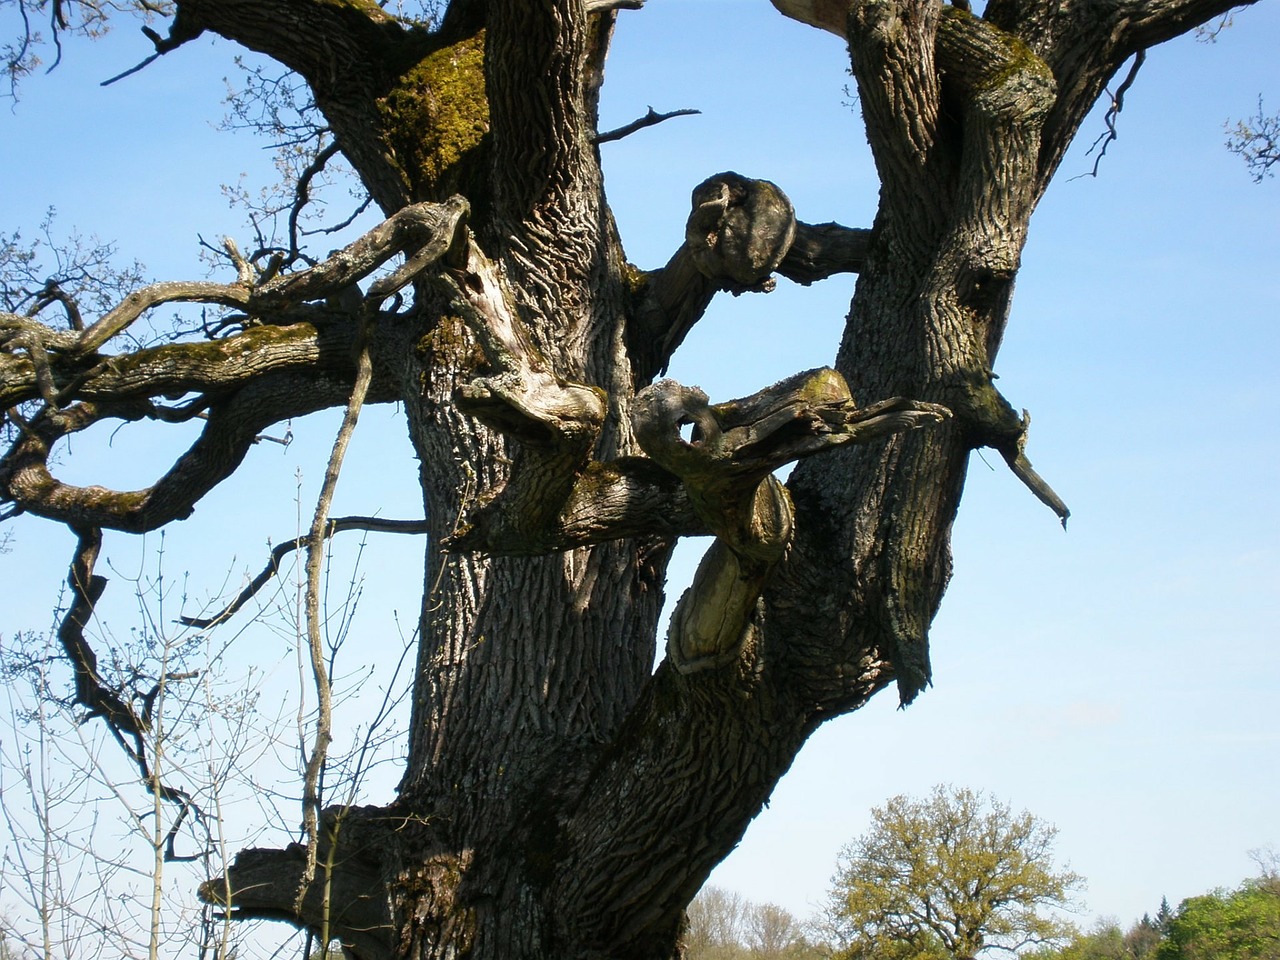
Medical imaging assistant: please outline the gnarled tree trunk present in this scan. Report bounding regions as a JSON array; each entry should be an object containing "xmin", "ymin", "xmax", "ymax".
[{"xmin": 0, "ymin": 0, "xmax": 1250, "ymax": 957}]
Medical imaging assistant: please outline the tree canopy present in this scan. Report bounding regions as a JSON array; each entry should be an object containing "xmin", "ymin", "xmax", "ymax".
[
  {"xmin": 827, "ymin": 786, "xmax": 1082, "ymax": 959},
  {"xmin": 1155, "ymin": 874, "xmax": 1280, "ymax": 960}
]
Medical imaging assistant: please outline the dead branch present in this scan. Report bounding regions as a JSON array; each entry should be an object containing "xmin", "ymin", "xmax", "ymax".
[
  {"xmin": 585, "ymin": 0, "xmax": 646, "ymax": 12},
  {"xmin": 1074, "ymin": 50, "xmax": 1147, "ymax": 180},
  {"xmin": 298, "ymin": 301, "xmax": 377, "ymax": 906},
  {"xmin": 594, "ymin": 106, "xmax": 700, "ymax": 145},
  {"xmin": 56, "ymin": 528, "xmax": 207, "ymax": 862},
  {"xmin": 178, "ymin": 517, "xmax": 429, "ymax": 629}
]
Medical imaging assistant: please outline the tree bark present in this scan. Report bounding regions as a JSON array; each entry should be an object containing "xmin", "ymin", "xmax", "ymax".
[{"xmin": 1, "ymin": 0, "xmax": 1256, "ymax": 957}]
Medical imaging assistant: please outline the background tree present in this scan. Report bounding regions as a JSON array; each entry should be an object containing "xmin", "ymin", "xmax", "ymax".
[
  {"xmin": 1154, "ymin": 877, "xmax": 1280, "ymax": 960},
  {"xmin": 684, "ymin": 887, "xmax": 821, "ymax": 960},
  {"xmin": 1125, "ymin": 914, "xmax": 1166, "ymax": 959},
  {"xmin": 0, "ymin": 0, "xmax": 1263, "ymax": 957},
  {"xmin": 686, "ymin": 887, "xmax": 749, "ymax": 960},
  {"xmin": 1049, "ymin": 921, "xmax": 1129, "ymax": 960},
  {"xmin": 1027, "ymin": 916, "xmax": 1163, "ymax": 960},
  {"xmin": 828, "ymin": 786, "xmax": 1082, "ymax": 960}
]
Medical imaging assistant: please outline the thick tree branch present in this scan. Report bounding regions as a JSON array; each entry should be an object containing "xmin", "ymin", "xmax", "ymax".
[
  {"xmin": 776, "ymin": 221, "xmax": 872, "ymax": 285},
  {"xmin": 585, "ymin": 0, "xmax": 645, "ymax": 12},
  {"xmin": 0, "ymin": 197, "xmax": 468, "ymax": 388},
  {"xmin": 0, "ymin": 357, "xmax": 402, "ymax": 532},
  {"xmin": 0, "ymin": 198, "xmax": 469, "ymax": 530},
  {"xmin": 627, "ymin": 173, "xmax": 869, "ymax": 383},
  {"xmin": 1116, "ymin": 0, "xmax": 1261, "ymax": 51},
  {"xmin": 445, "ymin": 454, "xmax": 704, "ymax": 555},
  {"xmin": 1, "ymin": 320, "xmax": 338, "ymax": 410},
  {"xmin": 634, "ymin": 370, "xmax": 948, "ymax": 672},
  {"xmin": 201, "ymin": 807, "xmax": 397, "ymax": 958},
  {"xmin": 768, "ymin": 0, "xmax": 848, "ymax": 36}
]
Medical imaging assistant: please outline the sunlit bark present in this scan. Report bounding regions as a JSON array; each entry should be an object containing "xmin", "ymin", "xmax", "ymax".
[{"xmin": 0, "ymin": 0, "xmax": 1256, "ymax": 956}]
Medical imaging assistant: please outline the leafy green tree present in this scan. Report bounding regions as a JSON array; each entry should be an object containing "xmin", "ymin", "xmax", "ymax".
[
  {"xmin": 1055, "ymin": 921, "xmax": 1127, "ymax": 960},
  {"xmin": 1155, "ymin": 879, "xmax": 1280, "ymax": 960},
  {"xmin": 1035, "ymin": 911, "xmax": 1163, "ymax": 960},
  {"xmin": 829, "ymin": 785, "xmax": 1082, "ymax": 960},
  {"xmin": 837, "ymin": 932, "xmax": 949, "ymax": 960}
]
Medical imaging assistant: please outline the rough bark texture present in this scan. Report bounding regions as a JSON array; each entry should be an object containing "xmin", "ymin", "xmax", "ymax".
[{"xmin": 0, "ymin": 0, "xmax": 1254, "ymax": 957}]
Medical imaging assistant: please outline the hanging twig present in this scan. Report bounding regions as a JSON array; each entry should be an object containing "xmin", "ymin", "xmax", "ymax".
[{"xmin": 1074, "ymin": 50, "xmax": 1146, "ymax": 179}]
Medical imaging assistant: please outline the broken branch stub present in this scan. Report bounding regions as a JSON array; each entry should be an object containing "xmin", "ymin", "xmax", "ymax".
[
  {"xmin": 444, "ymin": 239, "xmax": 607, "ymax": 449},
  {"xmin": 685, "ymin": 172, "xmax": 798, "ymax": 291},
  {"xmin": 634, "ymin": 369, "xmax": 949, "ymax": 673}
]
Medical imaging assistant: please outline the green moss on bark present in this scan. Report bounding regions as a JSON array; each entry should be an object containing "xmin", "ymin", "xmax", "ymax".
[{"xmin": 381, "ymin": 31, "xmax": 490, "ymax": 201}]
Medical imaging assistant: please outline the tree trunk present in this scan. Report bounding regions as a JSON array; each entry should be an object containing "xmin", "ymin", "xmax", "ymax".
[{"xmin": 2, "ymin": 0, "xmax": 1253, "ymax": 957}]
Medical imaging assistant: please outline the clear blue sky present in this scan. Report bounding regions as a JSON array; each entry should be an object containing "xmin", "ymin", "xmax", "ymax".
[{"xmin": 2, "ymin": 0, "xmax": 1277, "ymax": 937}]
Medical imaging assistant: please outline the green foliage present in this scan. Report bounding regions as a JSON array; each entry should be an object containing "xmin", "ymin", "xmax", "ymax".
[
  {"xmin": 828, "ymin": 785, "xmax": 1082, "ymax": 960},
  {"xmin": 1154, "ymin": 876, "xmax": 1280, "ymax": 960},
  {"xmin": 1027, "ymin": 916, "xmax": 1162, "ymax": 960},
  {"xmin": 1032, "ymin": 866, "xmax": 1279, "ymax": 960}
]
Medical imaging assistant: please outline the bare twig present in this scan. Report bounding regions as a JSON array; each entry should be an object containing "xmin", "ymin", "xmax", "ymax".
[
  {"xmin": 595, "ymin": 106, "xmax": 700, "ymax": 145},
  {"xmin": 1073, "ymin": 50, "xmax": 1146, "ymax": 180},
  {"xmin": 177, "ymin": 516, "xmax": 428, "ymax": 629}
]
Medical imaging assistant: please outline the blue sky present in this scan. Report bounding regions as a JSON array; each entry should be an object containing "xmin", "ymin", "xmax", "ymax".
[{"xmin": 2, "ymin": 0, "xmax": 1278, "ymax": 937}]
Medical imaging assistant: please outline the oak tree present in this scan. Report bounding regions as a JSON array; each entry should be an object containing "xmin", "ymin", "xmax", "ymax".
[
  {"xmin": 0, "ymin": 0, "xmax": 1259, "ymax": 957},
  {"xmin": 828, "ymin": 786, "xmax": 1082, "ymax": 960}
]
